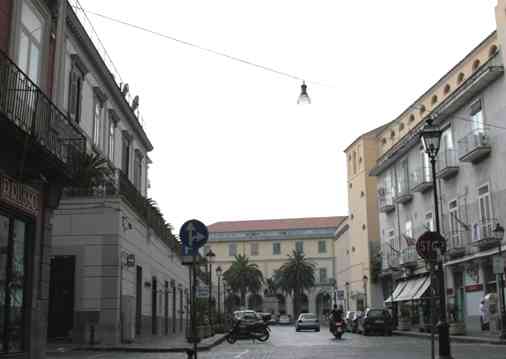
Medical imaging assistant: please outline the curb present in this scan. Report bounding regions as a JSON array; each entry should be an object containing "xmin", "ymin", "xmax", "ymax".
[
  {"xmin": 393, "ymin": 330, "xmax": 506, "ymax": 345},
  {"xmin": 54, "ymin": 335, "xmax": 228, "ymax": 354}
]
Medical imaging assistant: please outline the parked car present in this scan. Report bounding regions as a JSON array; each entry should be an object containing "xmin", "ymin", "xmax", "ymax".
[
  {"xmin": 295, "ymin": 313, "xmax": 320, "ymax": 332},
  {"xmin": 344, "ymin": 311, "xmax": 356, "ymax": 332},
  {"xmin": 233, "ymin": 310, "xmax": 261, "ymax": 324},
  {"xmin": 358, "ymin": 308, "xmax": 393, "ymax": 336},
  {"xmin": 350, "ymin": 311, "xmax": 363, "ymax": 333},
  {"xmin": 278, "ymin": 314, "xmax": 292, "ymax": 325}
]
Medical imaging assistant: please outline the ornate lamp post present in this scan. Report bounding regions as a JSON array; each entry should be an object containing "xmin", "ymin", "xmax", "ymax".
[
  {"xmin": 421, "ymin": 118, "xmax": 452, "ymax": 359},
  {"xmin": 345, "ymin": 282, "xmax": 350, "ymax": 311},
  {"xmin": 493, "ymin": 223, "xmax": 506, "ymax": 339},
  {"xmin": 363, "ymin": 275, "xmax": 368, "ymax": 311},
  {"xmin": 206, "ymin": 249, "xmax": 216, "ymax": 331},
  {"xmin": 216, "ymin": 266, "xmax": 222, "ymax": 327}
]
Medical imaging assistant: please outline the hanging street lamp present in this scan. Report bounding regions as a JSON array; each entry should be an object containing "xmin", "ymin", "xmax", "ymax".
[{"xmin": 297, "ymin": 81, "xmax": 311, "ymax": 104}]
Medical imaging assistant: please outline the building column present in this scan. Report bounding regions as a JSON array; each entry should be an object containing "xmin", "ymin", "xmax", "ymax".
[
  {"xmin": 286, "ymin": 294, "xmax": 294, "ymax": 318},
  {"xmin": 308, "ymin": 290, "xmax": 317, "ymax": 315}
]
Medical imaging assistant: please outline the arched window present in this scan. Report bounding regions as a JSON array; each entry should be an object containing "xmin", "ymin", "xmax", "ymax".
[
  {"xmin": 409, "ymin": 114, "xmax": 416, "ymax": 123},
  {"xmin": 381, "ymin": 138, "xmax": 387, "ymax": 146},
  {"xmin": 444, "ymin": 84, "xmax": 451, "ymax": 95},
  {"xmin": 489, "ymin": 45, "xmax": 498, "ymax": 58},
  {"xmin": 399, "ymin": 122, "xmax": 405, "ymax": 131},
  {"xmin": 431, "ymin": 95, "xmax": 438, "ymax": 105},
  {"xmin": 390, "ymin": 130, "xmax": 395, "ymax": 139},
  {"xmin": 419, "ymin": 105, "xmax": 426, "ymax": 115},
  {"xmin": 473, "ymin": 59, "xmax": 481, "ymax": 71},
  {"xmin": 457, "ymin": 72, "xmax": 465, "ymax": 84}
]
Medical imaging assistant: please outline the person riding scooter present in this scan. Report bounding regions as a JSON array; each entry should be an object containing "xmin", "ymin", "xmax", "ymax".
[{"xmin": 328, "ymin": 305, "xmax": 343, "ymax": 332}]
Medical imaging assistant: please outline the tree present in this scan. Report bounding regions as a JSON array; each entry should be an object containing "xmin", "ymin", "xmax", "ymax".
[
  {"xmin": 223, "ymin": 254, "xmax": 264, "ymax": 306},
  {"xmin": 276, "ymin": 250, "xmax": 315, "ymax": 318}
]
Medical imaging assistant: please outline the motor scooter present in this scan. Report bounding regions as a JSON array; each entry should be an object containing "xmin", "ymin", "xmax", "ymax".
[
  {"xmin": 330, "ymin": 320, "xmax": 345, "ymax": 339},
  {"xmin": 226, "ymin": 320, "xmax": 270, "ymax": 343}
]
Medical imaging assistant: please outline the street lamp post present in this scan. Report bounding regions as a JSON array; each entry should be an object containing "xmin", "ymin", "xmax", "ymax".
[
  {"xmin": 493, "ymin": 223, "xmax": 506, "ymax": 339},
  {"xmin": 216, "ymin": 266, "xmax": 222, "ymax": 327},
  {"xmin": 421, "ymin": 117, "xmax": 452, "ymax": 359},
  {"xmin": 206, "ymin": 249, "xmax": 216, "ymax": 331},
  {"xmin": 345, "ymin": 282, "xmax": 350, "ymax": 311},
  {"xmin": 363, "ymin": 275, "xmax": 368, "ymax": 311}
]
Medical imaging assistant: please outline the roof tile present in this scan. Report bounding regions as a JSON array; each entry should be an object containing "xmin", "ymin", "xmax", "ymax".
[{"xmin": 208, "ymin": 216, "xmax": 346, "ymax": 233}]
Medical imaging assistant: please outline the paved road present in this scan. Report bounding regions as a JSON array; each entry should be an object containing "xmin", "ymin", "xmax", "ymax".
[{"xmin": 48, "ymin": 325, "xmax": 506, "ymax": 359}]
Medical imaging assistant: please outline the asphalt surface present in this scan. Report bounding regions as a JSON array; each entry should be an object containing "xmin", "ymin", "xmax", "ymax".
[{"xmin": 48, "ymin": 325, "xmax": 506, "ymax": 359}]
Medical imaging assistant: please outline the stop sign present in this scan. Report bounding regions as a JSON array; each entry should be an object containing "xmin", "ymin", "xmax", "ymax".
[{"xmin": 416, "ymin": 231, "xmax": 447, "ymax": 261}]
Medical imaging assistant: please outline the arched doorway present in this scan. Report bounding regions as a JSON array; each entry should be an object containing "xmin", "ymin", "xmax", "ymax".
[
  {"xmin": 316, "ymin": 291, "xmax": 332, "ymax": 320},
  {"xmin": 276, "ymin": 294, "xmax": 286, "ymax": 315},
  {"xmin": 248, "ymin": 294, "xmax": 263, "ymax": 312},
  {"xmin": 294, "ymin": 293, "xmax": 309, "ymax": 318}
]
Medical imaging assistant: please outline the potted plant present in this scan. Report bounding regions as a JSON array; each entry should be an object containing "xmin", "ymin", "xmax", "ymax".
[
  {"xmin": 448, "ymin": 303, "xmax": 466, "ymax": 336},
  {"xmin": 398, "ymin": 305, "xmax": 411, "ymax": 331}
]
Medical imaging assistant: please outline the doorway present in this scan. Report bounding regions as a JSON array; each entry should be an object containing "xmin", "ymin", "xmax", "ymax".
[
  {"xmin": 135, "ymin": 266, "xmax": 142, "ymax": 335},
  {"xmin": 164, "ymin": 281, "xmax": 169, "ymax": 335},
  {"xmin": 48, "ymin": 256, "xmax": 75, "ymax": 340},
  {"xmin": 152, "ymin": 277, "xmax": 157, "ymax": 334}
]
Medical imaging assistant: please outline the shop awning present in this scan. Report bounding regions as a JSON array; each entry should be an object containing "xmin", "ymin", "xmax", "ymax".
[
  {"xmin": 384, "ymin": 281, "xmax": 408, "ymax": 303},
  {"xmin": 389, "ymin": 276, "xmax": 430, "ymax": 302},
  {"xmin": 412, "ymin": 276, "xmax": 432, "ymax": 300}
]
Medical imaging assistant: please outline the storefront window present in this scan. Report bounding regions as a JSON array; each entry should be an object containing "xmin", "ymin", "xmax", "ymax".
[{"xmin": 0, "ymin": 214, "xmax": 27, "ymax": 353}]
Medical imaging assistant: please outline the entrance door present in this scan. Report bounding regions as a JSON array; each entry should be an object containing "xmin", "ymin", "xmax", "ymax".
[
  {"xmin": 135, "ymin": 266, "xmax": 142, "ymax": 335},
  {"xmin": 151, "ymin": 277, "xmax": 157, "ymax": 334},
  {"xmin": 48, "ymin": 256, "xmax": 75, "ymax": 339},
  {"xmin": 164, "ymin": 281, "xmax": 169, "ymax": 335}
]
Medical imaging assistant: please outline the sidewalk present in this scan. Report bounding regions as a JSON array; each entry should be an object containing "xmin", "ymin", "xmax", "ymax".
[
  {"xmin": 393, "ymin": 329, "xmax": 506, "ymax": 345},
  {"xmin": 47, "ymin": 333, "xmax": 228, "ymax": 354}
]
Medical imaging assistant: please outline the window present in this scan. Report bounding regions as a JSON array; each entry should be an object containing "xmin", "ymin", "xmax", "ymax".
[
  {"xmin": 0, "ymin": 213, "xmax": 29, "ymax": 353},
  {"xmin": 386, "ymin": 229, "xmax": 396, "ymax": 252},
  {"xmin": 425, "ymin": 212, "xmax": 434, "ymax": 231},
  {"xmin": 449, "ymin": 200, "xmax": 460, "ymax": 244},
  {"xmin": 319, "ymin": 268, "xmax": 327, "ymax": 284},
  {"xmin": 471, "ymin": 100, "xmax": 484, "ymax": 133},
  {"xmin": 420, "ymin": 149, "xmax": 431, "ymax": 182},
  {"xmin": 295, "ymin": 241, "xmax": 304, "ymax": 254},
  {"xmin": 272, "ymin": 242, "xmax": 281, "ymax": 255},
  {"xmin": 122, "ymin": 131, "xmax": 131, "ymax": 175},
  {"xmin": 478, "ymin": 184, "xmax": 492, "ymax": 224},
  {"xmin": 318, "ymin": 240, "xmax": 326, "ymax": 254},
  {"xmin": 250, "ymin": 243, "xmax": 259, "ymax": 256},
  {"xmin": 441, "ymin": 127, "xmax": 454, "ymax": 152},
  {"xmin": 67, "ymin": 55, "xmax": 87, "ymax": 123},
  {"xmin": 404, "ymin": 220, "xmax": 413, "ymax": 247},
  {"xmin": 397, "ymin": 159, "xmax": 409, "ymax": 194},
  {"xmin": 133, "ymin": 150, "xmax": 143, "ymax": 191},
  {"xmin": 228, "ymin": 243, "xmax": 237, "ymax": 257},
  {"xmin": 107, "ymin": 111, "xmax": 117, "ymax": 161},
  {"xmin": 93, "ymin": 101, "xmax": 102, "ymax": 146},
  {"xmin": 17, "ymin": 1, "xmax": 44, "ymax": 84}
]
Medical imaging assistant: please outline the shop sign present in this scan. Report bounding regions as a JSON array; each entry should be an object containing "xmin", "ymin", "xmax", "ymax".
[
  {"xmin": 0, "ymin": 175, "xmax": 40, "ymax": 216},
  {"xmin": 464, "ymin": 284, "xmax": 483, "ymax": 293}
]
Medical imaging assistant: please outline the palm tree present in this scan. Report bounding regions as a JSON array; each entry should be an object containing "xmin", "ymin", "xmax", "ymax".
[
  {"xmin": 276, "ymin": 250, "xmax": 315, "ymax": 318},
  {"xmin": 264, "ymin": 276, "xmax": 278, "ymax": 297},
  {"xmin": 223, "ymin": 254, "xmax": 264, "ymax": 306},
  {"xmin": 70, "ymin": 151, "xmax": 112, "ymax": 189}
]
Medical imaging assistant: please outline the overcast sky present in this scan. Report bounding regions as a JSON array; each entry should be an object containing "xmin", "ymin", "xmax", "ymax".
[{"xmin": 78, "ymin": 0, "xmax": 497, "ymax": 231}]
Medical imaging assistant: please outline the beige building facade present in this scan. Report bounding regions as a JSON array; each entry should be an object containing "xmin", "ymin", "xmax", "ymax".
[
  {"xmin": 207, "ymin": 217, "xmax": 345, "ymax": 319},
  {"xmin": 341, "ymin": 129, "xmax": 386, "ymax": 311}
]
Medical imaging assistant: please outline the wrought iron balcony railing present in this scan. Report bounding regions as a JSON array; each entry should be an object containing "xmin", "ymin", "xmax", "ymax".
[
  {"xmin": 436, "ymin": 149, "xmax": 459, "ymax": 179},
  {"xmin": 378, "ymin": 188, "xmax": 395, "ymax": 213},
  {"xmin": 410, "ymin": 166, "xmax": 433, "ymax": 193},
  {"xmin": 457, "ymin": 128, "xmax": 491, "ymax": 163},
  {"xmin": 471, "ymin": 218, "xmax": 501, "ymax": 250},
  {"xmin": 0, "ymin": 50, "xmax": 85, "ymax": 172},
  {"xmin": 400, "ymin": 246, "xmax": 418, "ymax": 267},
  {"xmin": 394, "ymin": 176, "xmax": 413, "ymax": 204}
]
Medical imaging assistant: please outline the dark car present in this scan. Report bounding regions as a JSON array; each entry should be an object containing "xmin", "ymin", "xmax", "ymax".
[{"xmin": 358, "ymin": 308, "xmax": 393, "ymax": 336}]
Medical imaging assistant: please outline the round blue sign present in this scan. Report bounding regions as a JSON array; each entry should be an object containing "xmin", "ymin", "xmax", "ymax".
[{"xmin": 179, "ymin": 219, "xmax": 209, "ymax": 251}]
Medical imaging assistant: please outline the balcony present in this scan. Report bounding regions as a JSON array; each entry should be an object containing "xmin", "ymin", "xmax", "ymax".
[
  {"xmin": 378, "ymin": 188, "xmax": 395, "ymax": 213},
  {"xmin": 436, "ymin": 149, "xmax": 459, "ymax": 179},
  {"xmin": 382, "ymin": 251, "xmax": 400, "ymax": 271},
  {"xmin": 394, "ymin": 177, "xmax": 413, "ymax": 204},
  {"xmin": 400, "ymin": 246, "xmax": 418, "ymax": 268},
  {"xmin": 445, "ymin": 230, "xmax": 469, "ymax": 259},
  {"xmin": 0, "ymin": 50, "xmax": 85, "ymax": 179},
  {"xmin": 410, "ymin": 166, "xmax": 433, "ymax": 193},
  {"xmin": 471, "ymin": 219, "xmax": 501, "ymax": 251},
  {"xmin": 458, "ymin": 129, "xmax": 491, "ymax": 163}
]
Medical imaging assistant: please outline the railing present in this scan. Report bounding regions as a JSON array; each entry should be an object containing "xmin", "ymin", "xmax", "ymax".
[
  {"xmin": 437, "ymin": 149, "xmax": 459, "ymax": 172},
  {"xmin": 410, "ymin": 166, "xmax": 432, "ymax": 191},
  {"xmin": 395, "ymin": 176, "xmax": 412, "ymax": 203},
  {"xmin": 457, "ymin": 128, "xmax": 491, "ymax": 161},
  {"xmin": 445, "ymin": 230, "xmax": 469, "ymax": 251},
  {"xmin": 378, "ymin": 189, "xmax": 395, "ymax": 212},
  {"xmin": 0, "ymin": 50, "xmax": 85, "ymax": 169},
  {"xmin": 400, "ymin": 246, "xmax": 418, "ymax": 266},
  {"xmin": 470, "ymin": 219, "xmax": 498, "ymax": 244}
]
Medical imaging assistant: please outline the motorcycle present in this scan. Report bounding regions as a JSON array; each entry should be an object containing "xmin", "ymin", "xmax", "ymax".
[
  {"xmin": 226, "ymin": 320, "xmax": 270, "ymax": 343},
  {"xmin": 330, "ymin": 320, "xmax": 345, "ymax": 339}
]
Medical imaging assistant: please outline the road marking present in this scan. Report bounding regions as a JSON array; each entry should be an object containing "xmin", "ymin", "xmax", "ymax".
[{"xmin": 234, "ymin": 349, "xmax": 249, "ymax": 358}]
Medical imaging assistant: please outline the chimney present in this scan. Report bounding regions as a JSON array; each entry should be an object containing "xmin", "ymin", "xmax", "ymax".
[{"xmin": 495, "ymin": 0, "xmax": 506, "ymax": 65}]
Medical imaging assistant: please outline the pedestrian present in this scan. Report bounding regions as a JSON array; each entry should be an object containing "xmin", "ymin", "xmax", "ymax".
[{"xmin": 480, "ymin": 298, "xmax": 489, "ymax": 331}]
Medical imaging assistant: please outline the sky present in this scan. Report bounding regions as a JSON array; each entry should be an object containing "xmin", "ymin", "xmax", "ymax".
[{"xmin": 77, "ymin": 0, "xmax": 497, "ymax": 231}]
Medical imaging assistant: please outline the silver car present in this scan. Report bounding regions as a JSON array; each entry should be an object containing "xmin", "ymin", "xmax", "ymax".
[{"xmin": 295, "ymin": 313, "xmax": 320, "ymax": 332}]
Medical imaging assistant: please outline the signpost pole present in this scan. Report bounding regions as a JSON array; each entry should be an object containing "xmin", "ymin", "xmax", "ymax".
[{"xmin": 192, "ymin": 254, "xmax": 198, "ymax": 359}]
